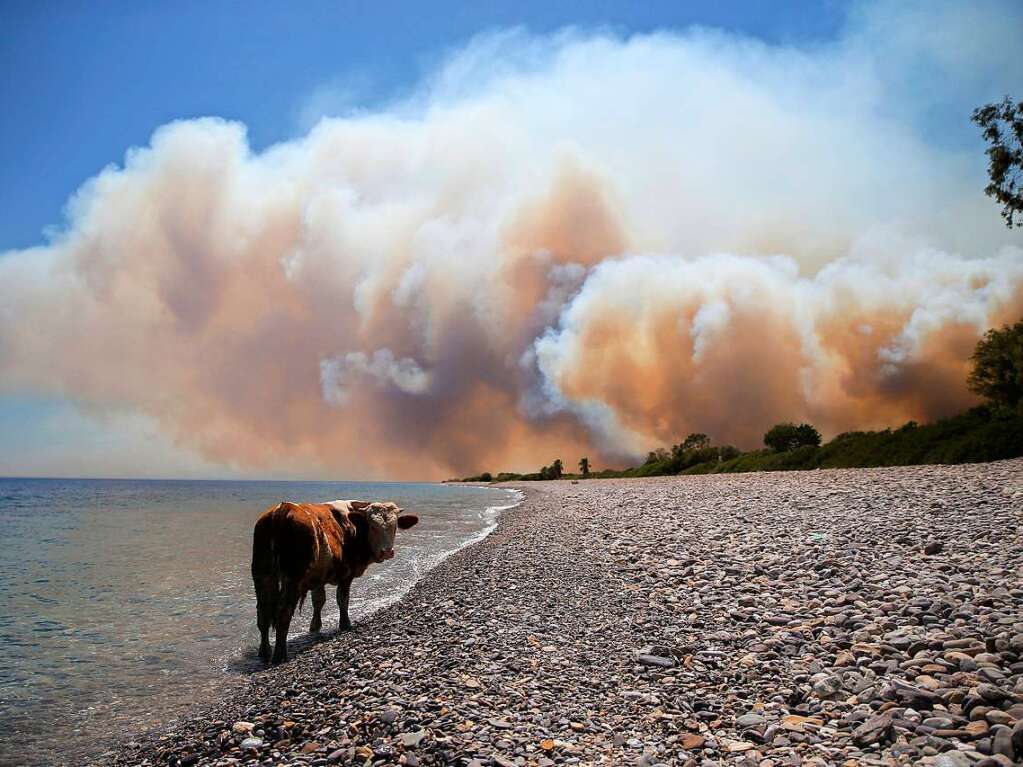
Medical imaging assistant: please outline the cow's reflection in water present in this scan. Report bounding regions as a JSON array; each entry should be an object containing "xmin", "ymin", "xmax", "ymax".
[{"xmin": 250, "ymin": 500, "xmax": 419, "ymax": 663}]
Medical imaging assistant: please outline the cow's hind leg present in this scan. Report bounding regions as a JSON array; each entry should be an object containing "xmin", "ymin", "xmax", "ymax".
[
  {"xmin": 309, "ymin": 585, "xmax": 326, "ymax": 633},
  {"xmin": 272, "ymin": 578, "xmax": 301, "ymax": 664},
  {"xmin": 255, "ymin": 576, "xmax": 277, "ymax": 661},
  {"xmin": 336, "ymin": 577, "xmax": 354, "ymax": 630}
]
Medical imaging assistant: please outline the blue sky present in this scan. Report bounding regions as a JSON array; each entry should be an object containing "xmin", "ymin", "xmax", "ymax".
[
  {"xmin": 1, "ymin": 1, "xmax": 847, "ymax": 251},
  {"xmin": 1, "ymin": 1, "xmax": 1019, "ymax": 480}
]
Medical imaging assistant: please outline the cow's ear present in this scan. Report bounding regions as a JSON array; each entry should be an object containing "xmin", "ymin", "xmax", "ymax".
[
  {"xmin": 349, "ymin": 500, "xmax": 372, "ymax": 511},
  {"xmin": 397, "ymin": 514, "xmax": 419, "ymax": 530}
]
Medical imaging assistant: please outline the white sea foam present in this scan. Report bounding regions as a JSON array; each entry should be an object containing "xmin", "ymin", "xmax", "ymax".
[{"xmin": 345, "ymin": 487, "xmax": 525, "ymax": 625}]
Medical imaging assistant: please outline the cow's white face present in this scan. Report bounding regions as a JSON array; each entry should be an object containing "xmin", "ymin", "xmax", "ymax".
[{"xmin": 362, "ymin": 502, "xmax": 419, "ymax": 562}]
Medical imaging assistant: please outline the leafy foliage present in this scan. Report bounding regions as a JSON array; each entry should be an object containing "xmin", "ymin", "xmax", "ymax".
[
  {"xmin": 453, "ymin": 471, "xmax": 494, "ymax": 483},
  {"xmin": 763, "ymin": 422, "xmax": 822, "ymax": 452},
  {"xmin": 681, "ymin": 433, "xmax": 710, "ymax": 450},
  {"xmin": 973, "ymin": 96, "xmax": 1023, "ymax": 227},
  {"xmin": 534, "ymin": 458, "xmax": 564, "ymax": 480},
  {"xmin": 455, "ymin": 405, "xmax": 1022, "ymax": 482},
  {"xmin": 645, "ymin": 448, "xmax": 669, "ymax": 465},
  {"xmin": 968, "ymin": 318, "xmax": 1023, "ymax": 409},
  {"xmin": 718, "ymin": 407, "xmax": 1023, "ymax": 472}
]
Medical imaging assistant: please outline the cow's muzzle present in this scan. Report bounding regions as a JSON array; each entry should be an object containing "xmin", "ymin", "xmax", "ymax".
[{"xmin": 377, "ymin": 549, "xmax": 395, "ymax": 562}]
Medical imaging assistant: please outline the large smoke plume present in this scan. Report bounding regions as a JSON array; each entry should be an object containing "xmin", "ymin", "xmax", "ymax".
[{"xmin": 2, "ymin": 2, "xmax": 1022, "ymax": 478}]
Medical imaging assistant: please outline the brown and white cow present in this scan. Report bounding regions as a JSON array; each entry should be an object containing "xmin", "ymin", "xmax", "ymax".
[{"xmin": 251, "ymin": 499, "xmax": 419, "ymax": 663}]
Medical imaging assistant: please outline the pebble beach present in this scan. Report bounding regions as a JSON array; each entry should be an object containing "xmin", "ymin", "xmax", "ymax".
[{"xmin": 103, "ymin": 459, "xmax": 1023, "ymax": 767}]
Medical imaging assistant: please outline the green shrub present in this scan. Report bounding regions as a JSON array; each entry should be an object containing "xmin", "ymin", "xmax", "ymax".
[
  {"xmin": 764, "ymin": 422, "xmax": 822, "ymax": 452},
  {"xmin": 718, "ymin": 445, "xmax": 740, "ymax": 461}
]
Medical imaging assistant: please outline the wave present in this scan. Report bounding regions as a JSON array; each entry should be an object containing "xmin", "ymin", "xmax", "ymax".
[{"xmin": 351, "ymin": 487, "xmax": 525, "ymax": 621}]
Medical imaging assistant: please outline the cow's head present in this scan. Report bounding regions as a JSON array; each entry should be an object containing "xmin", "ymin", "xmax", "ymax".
[{"xmin": 349, "ymin": 502, "xmax": 419, "ymax": 563}]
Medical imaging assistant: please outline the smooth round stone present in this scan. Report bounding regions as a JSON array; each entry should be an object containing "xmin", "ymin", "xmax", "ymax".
[
  {"xmin": 986, "ymin": 710, "xmax": 1014, "ymax": 726},
  {"xmin": 736, "ymin": 713, "xmax": 767, "ymax": 729}
]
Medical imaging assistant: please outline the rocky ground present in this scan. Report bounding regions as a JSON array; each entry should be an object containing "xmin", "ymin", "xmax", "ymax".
[{"xmin": 102, "ymin": 460, "xmax": 1023, "ymax": 767}]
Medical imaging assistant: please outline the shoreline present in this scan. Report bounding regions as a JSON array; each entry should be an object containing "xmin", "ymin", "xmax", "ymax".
[
  {"xmin": 0, "ymin": 482, "xmax": 519, "ymax": 767},
  {"xmin": 102, "ymin": 460, "xmax": 1022, "ymax": 766},
  {"xmin": 94, "ymin": 485, "xmax": 543, "ymax": 767}
]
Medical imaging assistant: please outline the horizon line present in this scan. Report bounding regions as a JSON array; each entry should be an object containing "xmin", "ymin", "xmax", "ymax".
[{"xmin": 0, "ymin": 474, "xmax": 440, "ymax": 484}]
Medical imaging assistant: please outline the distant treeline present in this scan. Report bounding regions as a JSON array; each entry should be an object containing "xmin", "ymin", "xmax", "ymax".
[
  {"xmin": 449, "ymin": 405, "xmax": 1023, "ymax": 483},
  {"xmin": 448, "ymin": 318, "xmax": 1023, "ymax": 483}
]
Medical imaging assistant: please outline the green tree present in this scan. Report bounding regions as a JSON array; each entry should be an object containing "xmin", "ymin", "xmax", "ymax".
[
  {"xmin": 718, "ymin": 445, "xmax": 740, "ymax": 461},
  {"xmin": 682, "ymin": 433, "xmax": 711, "ymax": 450},
  {"xmin": 578, "ymin": 457, "xmax": 590, "ymax": 476},
  {"xmin": 764, "ymin": 422, "xmax": 822, "ymax": 452},
  {"xmin": 551, "ymin": 459, "xmax": 563, "ymax": 479},
  {"xmin": 796, "ymin": 423, "xmax": 822, "ymax": 448},
  {"xmin": 968, "ymin": 319, "xmax": 1023, "ymax": 409},
  {"xmin": 539, "ymin": 465, "xmax": 551, "ymax": 480},
  {"xmin": 973, "ymin": 96, "xmax": 1023, "ymax": 227},
  {"xmin": 645, "ymin": 448, "xmax": 669, "ymax": 465}
]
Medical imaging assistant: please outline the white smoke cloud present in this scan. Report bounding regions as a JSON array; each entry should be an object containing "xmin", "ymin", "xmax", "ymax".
[
  {"xmin": 321, "ymin": 349, "xmax": 432, "ymax": 407},
  {"xmin": 1, "ymin": 0, "xmax": 1021, "ymax": 478},
  {"xmin": 533, "ymin": 247, "xmax": 1023, "ymax": 449}
]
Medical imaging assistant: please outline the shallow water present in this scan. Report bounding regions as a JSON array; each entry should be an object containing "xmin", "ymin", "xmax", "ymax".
[{"xmin": 0, "ymin": 477, "xmax": 518, "ymax": 766}]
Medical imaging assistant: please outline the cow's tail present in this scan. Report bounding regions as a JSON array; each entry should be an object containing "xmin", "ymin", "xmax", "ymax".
[{"xmin": 252, "ymin": 503, "xmax": 284, "ymax": 618}]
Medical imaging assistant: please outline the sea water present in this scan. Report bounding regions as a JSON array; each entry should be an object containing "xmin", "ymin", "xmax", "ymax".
[{"xmin": 0, "ymin": 477, "xmax": 519, "ymax": 765}]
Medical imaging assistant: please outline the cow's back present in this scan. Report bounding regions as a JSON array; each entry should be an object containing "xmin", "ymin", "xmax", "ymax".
[{"xmin": 254, "ymin": 502, "xmax": 350, "ymax": 583}]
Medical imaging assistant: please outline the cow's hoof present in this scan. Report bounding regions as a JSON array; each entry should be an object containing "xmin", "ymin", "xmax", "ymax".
[
  {"xmin": 339, "ymin": 621, "xmax": 354, "ymax": 632},
  {"xmin": 258, "ymin": 644, "xmax": 271, "ymax": 661},
  {"xmin": 309, "ymin": 620, "xmax": 322, "ymax": 633}
]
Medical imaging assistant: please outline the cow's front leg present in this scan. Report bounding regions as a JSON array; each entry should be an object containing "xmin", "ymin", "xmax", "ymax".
[
  {"xmin": 309, "ymin": 585, "xmax": 326, "ymax": 633},
  {"xmin": 336, "ymin": 577, "xmax": 354, "ymax": 630}
]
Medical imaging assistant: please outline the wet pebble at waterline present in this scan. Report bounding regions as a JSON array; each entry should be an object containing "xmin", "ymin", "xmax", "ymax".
[{"xmin": 105, "ymin": 459, "xmax": 1023, "ymax": 766}]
